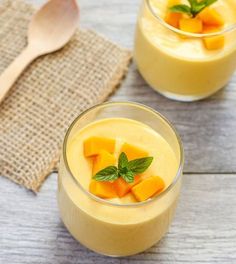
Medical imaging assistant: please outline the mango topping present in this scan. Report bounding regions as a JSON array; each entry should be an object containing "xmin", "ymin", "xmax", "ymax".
[
  {"xmin": 179, "ymin": 18, "xmax": 203, "ymax": 33},
  {"xmin": 131, "ymin": 176, "xmax": 165, "ymax": 202},
  {"xmin": 84, "ymin": 138, "xmax": 165, "ymax": 202},
  {"xmin": 84, "ymin": 137, "xmax": 115, "ymax": 157},
  {"xmin": 89, "ymin": 180, "xmax": 117, "ymax": 199},
  {"xmin": 120, "ymin": 143, "xmax": 149, "ymax": 160},
  {"xmin": 203, "ymin": 26, "xmax": 224, "ymax": 50},
  {"xmin": 165, "ymin": 0, "xmax": 182, "ymax": 28},
  {"xmin": 198, "ymin": 7, "xmax": 224, "ymax": 27},
  {"xmin": 113, "ymin": 175, "xmax": 141, "ymax": 198},
  {"xmin": 166, "ymin": 1, "xmax": 225, "ymax": 50},
  {"xmin": 93, "ymin": 150, "xmax": 116, "ymax": 175},
  {"xmin": 165, "ymin": 12, "xmax": 182, "ymax": 28}
]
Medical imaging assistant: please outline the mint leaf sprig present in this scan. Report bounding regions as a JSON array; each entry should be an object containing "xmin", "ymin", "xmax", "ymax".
[
  {"xmin": 170, "ymin": 0, "xmax": 218, "ymax": 18},
  {"xmin": 93, "ymin": 152, "xmax": 153, "ymax": 183}
]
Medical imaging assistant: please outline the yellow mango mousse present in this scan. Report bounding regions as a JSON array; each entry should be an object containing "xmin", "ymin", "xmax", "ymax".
[
  {"xmin": 58, "ymin": 117, "xmax": 181, "ymax": 256},
  {"xmin": 134, "ymin": 0, "xmax": 236, "ymax": 101}
]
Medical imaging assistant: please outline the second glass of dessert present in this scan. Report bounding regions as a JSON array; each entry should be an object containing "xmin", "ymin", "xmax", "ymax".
[
  {"xmin": 58, "ymin": 102, "xmax": 184, "ymax": 256},
  {"xmin": 134, "ymin": 0, "xmax": 236, "ymax": 101}
]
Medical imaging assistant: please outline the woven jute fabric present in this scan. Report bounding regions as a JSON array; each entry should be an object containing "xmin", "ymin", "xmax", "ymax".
[{"xmin": 0, "ymin": 0, "xmax": 131, "ymax": 191}]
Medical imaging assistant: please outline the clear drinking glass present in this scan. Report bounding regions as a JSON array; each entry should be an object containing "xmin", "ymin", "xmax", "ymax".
[
  {"xmin": 134, "ymin": 0, "xmax": 236, "ymax": 101},
  {"xmin": 58, "ymin": 102, "xmax": 184, "ymax": 256}
]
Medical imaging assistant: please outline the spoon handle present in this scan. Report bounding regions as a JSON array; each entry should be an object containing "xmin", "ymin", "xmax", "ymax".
[{"xmin": 0, "ymin": 46, "xmax": 38, "ymax": 104}]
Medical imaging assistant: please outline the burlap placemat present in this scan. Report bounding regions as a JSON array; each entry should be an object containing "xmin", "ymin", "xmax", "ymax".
[{"xmin": 0, "ymin": 0, "xmax": 131, "ymax": 192}]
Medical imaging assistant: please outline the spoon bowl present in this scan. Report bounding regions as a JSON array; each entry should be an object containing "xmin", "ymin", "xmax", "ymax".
[{"xmin": 28, "ymin": 0, "xmax": 79, "ymax": 54}]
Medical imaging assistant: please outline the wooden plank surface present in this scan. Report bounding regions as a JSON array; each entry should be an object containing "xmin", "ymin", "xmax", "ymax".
[
  {"xmin": 1, "ymin": 0, "xmax": 236, "ymax": 263},
  {"xmin": 0, "ymin": 173, "xmax": 236, "ymax": 263}
]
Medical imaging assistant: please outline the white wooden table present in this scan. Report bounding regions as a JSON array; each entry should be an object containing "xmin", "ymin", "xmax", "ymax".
[{"xmin": 0, "ymin": 0, "xmax": 236, "ymax": 263}]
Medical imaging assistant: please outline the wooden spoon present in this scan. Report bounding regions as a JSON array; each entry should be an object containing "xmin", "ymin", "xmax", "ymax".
[{"xmin": 0, "ymin": 0, "xmax": 79, "ymax": 104}]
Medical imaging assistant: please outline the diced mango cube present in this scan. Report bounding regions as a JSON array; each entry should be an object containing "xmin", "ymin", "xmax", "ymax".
[
  {"xmin": 203, "ymin": 37, "xmax": 224, "ymax": 50},
  {"xmin": 120, "ymin": 143, "xmax": 148, "ymax": 160},
  {"xmin": 84, "ymin": 137, "xmax": 116, "ymax": 157},
  {"xmin": 198, "ymin": 8, "xmax": 224, "ymax": 27},
  {"xmin": 203, "ymin": 26, "xmax": 224, "ymax": 50},
  {"xmin": 165, "ymin": 12, "xmax": 182, "ymax": 28},
  {"xmin": 89, "ymin": 180, "xmax": 117, "ymax": 199},
  {"xmin": 113, "ymin": 175, "xmax": 141, "ymax": 197},
  {"xmin": 165, "ymin": 0, "xmax": 182, "ymax": 28},
  {"xmin": 179, "ymin": 18, "xmax": 203, "ymax": 33},
  {"xmin": 131, "ymin": 176, "xmax": 165, "ymax": 202},
  {"xmin": 93, "ymin": 150, "xmax": 116, "ymax": 175}
]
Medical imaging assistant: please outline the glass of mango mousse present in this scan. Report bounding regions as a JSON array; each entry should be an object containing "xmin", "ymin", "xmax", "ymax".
[
  {"xmin": 58, "ymin": 102, "xmax": 184, "ymax": 257},
  {"xmin": 134, "ymin": 0, "xmax": 236, "ymax": 101}
]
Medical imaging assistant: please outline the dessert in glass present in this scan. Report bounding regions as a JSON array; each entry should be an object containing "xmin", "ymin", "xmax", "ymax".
[
  {"xmin": 58, "ymin": 102, "xmax": 184, "ymax": 256},
  {"xmin": 134, "ymin": 0, "xmax": 236, "ymax": 101}
]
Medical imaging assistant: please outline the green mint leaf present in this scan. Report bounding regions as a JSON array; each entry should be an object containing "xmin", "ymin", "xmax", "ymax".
[
  {"xmin": 191, "ymin": 0, "xmax": 217, "ymax": 16},
  {"xmin": 119, "ymin": 166, "xmax": 129, "ymax": 175},
  {"xmin": 93, "ymin": 152, "xmax": 153, "ymax": 184},
  {"xmin": 93, "ymin": 166, "xmax": 118, "ymax": 182},
  {"xmin": 204, "ymin": 0, "xmax": 218, "ymax": 7},
  {"xmin": 170, "ymin": 0, "xmax": 218, "ymax": 17},
  {"xmin": 128, "ymin": 157, "xmax": 153, "ymax": 174},
  {"xmin": 169, "ymin": 5, "xmax": 192, "ymax": 16},
  {"xmin": 118, "ymin": 152, "xmax": 128, "ymax": 170},
  {"xmin": 191, "ymin": 2, "xmax": 206, "ymax": 15},
  {"xmin": 120, "ymin": 170, "xmax": 135, "ymax": 183},
  {"xmin": 187, "ymin": 0, "xmax": 196, "ymax": 8}
]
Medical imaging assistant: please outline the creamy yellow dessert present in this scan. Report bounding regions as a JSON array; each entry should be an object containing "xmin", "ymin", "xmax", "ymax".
[
  {"xmin": 134, "ymin": 0, "xmax": 236, "ymax": 101},
  {"xmin": 67, "ymin": 118, "xmax": 176, "ymax": 202},
  {"xmin": 58, "ymin": 116, "xmax": 183, "ymax": 256}
]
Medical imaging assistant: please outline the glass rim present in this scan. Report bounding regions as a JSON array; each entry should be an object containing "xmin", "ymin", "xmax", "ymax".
[
  {"xmin": 62, "ymin": 101, "xmax": 184, "ymax": 208},
  {"xmin": 146, "ymin": 0, "xmax": 236, "ymax": 38}
]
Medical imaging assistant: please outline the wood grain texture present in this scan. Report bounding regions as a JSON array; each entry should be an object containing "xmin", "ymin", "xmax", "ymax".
[
  {"xmin": 0, "ymin": 173, "xmax": 236, "ymax": 264},
  {"xmin": 26, "ymin": 0, "xmax": 236, "ymax": 173}
]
